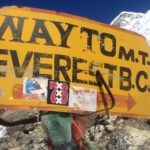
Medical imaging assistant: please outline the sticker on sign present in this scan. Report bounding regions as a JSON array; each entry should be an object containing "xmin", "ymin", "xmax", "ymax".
[
  {"xmin": 69, "ymin": 86, "xmax": 97, "ymax": 112},
  {"xmin": 23, "ymin": 78, "xmax": 48, "ymax": 100}
]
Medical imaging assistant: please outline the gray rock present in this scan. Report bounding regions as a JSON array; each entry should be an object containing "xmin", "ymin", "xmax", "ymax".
[
  {"xmin": 105, "ymin": 125, "xmax": 116, "ymax": 132},
  {"xmin": 94, "ymin": 132, "xmax": 103, "ymax": 141},
  {"xmin": 96, "ymin": 125, "xmax": 105, "ymax": 132},
  {"xmin": 86, "ymin": 115, "xmax": 150, "ymax": 150},
  {"xmin": 106, "ymin": 116, "xmax": 117, "ymax": 124},
  {"xmin": 1, "ymin": 110, "xmax": 150, "ymax": 150}
]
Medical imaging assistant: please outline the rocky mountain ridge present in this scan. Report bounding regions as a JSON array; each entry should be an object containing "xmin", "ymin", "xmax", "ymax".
[{"xmin": 111, "ymin": 10, "xmax": 150, "ymax": 47}]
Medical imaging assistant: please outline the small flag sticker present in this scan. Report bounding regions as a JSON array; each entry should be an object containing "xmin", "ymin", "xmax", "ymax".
[{"xmin": 47, "ymin": 80, "xmax": 70, "ymax": 106}]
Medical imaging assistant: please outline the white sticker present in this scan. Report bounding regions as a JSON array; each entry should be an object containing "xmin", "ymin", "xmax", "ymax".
[
  {"xmin": 23, "ymin": 78, "xmax": 48, "ymax": 100},
  {"xmin": 69, "ymin": 86, "xmax": 97, "ymax": 112}
]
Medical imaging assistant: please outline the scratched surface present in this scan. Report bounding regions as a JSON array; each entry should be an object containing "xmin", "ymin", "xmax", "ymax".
[{"xmin": 0, "ymin": 6, "xmax": 150, "ymax": 118}]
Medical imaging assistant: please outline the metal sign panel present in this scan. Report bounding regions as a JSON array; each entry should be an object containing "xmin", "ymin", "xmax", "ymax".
[{"xmin": 0, "ymin": 6, "xmax": 150, "ymax": 118}]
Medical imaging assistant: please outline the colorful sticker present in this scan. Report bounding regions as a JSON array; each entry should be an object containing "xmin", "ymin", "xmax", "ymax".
[
  {"xmin": 69, "ymin": 86, "xmax": 97, "ymax": 112},
  {"xmin": 47, "ymin": 80, "xmax": 70, "ymax": 106},
  {"xmin": 13, "ymin": 84, "xmax": 23, "ymax": 99},
  {"xmin": 23, "ymin": 78, "xmax": 48, "ymax": 100}
]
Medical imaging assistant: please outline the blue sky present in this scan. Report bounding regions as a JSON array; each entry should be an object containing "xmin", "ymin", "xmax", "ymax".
[{"xmin": 0, "ymin": 0, "xmax": 150, "ymax": 24}]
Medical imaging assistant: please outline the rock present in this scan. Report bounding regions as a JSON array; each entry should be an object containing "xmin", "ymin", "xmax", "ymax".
[
  {"xmin": 1, "ymin": 110, "xmax": 150, "ymax": 150},
  {"xmin": 86, "ymin": 115, "xmax": 150, "ymax": 150},
  {"xmin": 94, "ymin": 132, "xmax": 103, "ymax": 141},
  {"xmin": 23, "ymin": 124, "xmax": 35, "ymax": 134},
  {"xmin": 0, "ymin": 125, "xmax": 7, "ymax": 138},
  {"xmin": 94, "ymin": 115, "xmax": 109, "ymax": 125},
  {"xmin": 106, "ymin": 115, "xmax": 117, "ymax": 124},
  {"xmin": 105, "ymin": 125, "xmax": 116, "ymax": 132},
  {"xmin": 96, "ymin": 125, "xmax": 105, "ymax": 132},
  {"xmin": 88, "ymin": 126, "xmax": 95, "ymax": 134},
  {"xmin": 116, "ymin": 119, "xmax": 124, "ymax": 124},
  {"xmin": 0, "ymin": 110, "xmax": 38, "ymax": 122},
  {"xmin": 0, "ymin": 110, "xmax": 47, "ymax": 150},
  {"xmin": 147, "ymin": 120, "xmax": 150, "ymax": 125}
]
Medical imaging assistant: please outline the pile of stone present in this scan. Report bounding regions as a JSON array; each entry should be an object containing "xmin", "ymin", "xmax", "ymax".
[
  {"xmin": 86, "ymin": 115, "xmax": 150, "ymax": 150},
  {"xmin": 0, "ymin": 110, "xmax": 47, "ymax": 150},
  {"xmin": 0, "ymin": 110, "xmax": 150, "ymax": 150}
]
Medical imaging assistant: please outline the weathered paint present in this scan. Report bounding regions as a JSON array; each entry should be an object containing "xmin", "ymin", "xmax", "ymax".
[{"xmin": 0, "ymin": 6, "xmax": 150, "ymax": 118}]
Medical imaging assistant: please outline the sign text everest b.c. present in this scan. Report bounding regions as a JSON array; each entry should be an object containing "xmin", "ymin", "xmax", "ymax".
[{"xmin": 0, "ymin": 15, "xmax": 149, "ymax": 93}]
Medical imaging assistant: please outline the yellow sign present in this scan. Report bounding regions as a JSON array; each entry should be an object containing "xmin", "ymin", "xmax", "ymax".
[{"xmin": 0, "ymin": 6, "xmax": 150, "ymax": 118}]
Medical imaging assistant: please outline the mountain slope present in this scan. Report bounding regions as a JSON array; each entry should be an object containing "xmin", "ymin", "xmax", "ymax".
[{"xmin": 111, "ymin": 10, "xmax": 150, "ymax": 46}]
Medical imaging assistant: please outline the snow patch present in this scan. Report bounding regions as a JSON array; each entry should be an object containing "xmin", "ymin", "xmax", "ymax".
[
  {"xmin": 0, "ymin": 125, "xmax": 7, "ymax": 138},
  {"xmin": 111, "ymin": 10, "xmax": 150, "ymax": 47}
]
